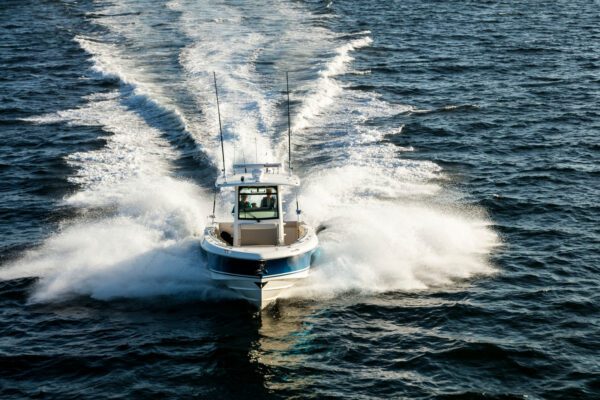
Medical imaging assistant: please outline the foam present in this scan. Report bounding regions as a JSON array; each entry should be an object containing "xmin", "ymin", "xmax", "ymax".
[
  {"xmin": 4, "ymin": 89, "xmax": 223, "ymax": 302},
  {"xmin": 291, "ymin": 36, "xmax": 374, "ymax": 132},
  {"xmin": 26, "ymin": 91, "xmax": 175, "ymax": 188},
  {"xmin": 0, "ymin": 215, "xmax": 230, "ymax": 303},
  {"xmin": 168, "ymin": 0, "xmax": 279, "ymax": 166},
  {"xmin": 281, "ymin": 64, "xmax": 501, "ymax": 297},
  {"xmin": 74, "ymin": 36, "xmax": 204, "ymax": 151},
  {"xmin": 283, "ymin": 165, "xmax": 499, "ymax": 299},
  {"xmin": 0, "ymin": 169, "xmax": 223, "ymax": 302},
  {"xmin": 171, "ymin": 0, "xmax": 359, "ymax": 169}
]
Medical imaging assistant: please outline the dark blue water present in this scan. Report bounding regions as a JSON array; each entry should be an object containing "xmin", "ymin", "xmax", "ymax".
[{"xmin": 1, "ymin": 0, "xmax": 599, "ymax": 398}]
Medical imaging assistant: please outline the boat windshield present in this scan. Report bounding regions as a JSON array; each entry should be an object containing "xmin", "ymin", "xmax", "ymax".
[{"xmin": 238, "ymin": 186, "xmax": 278, "ymax": 220}]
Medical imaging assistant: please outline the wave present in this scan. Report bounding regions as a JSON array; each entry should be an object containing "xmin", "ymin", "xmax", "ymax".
[
  {"xmin": 74, "ymin": 36, "xmax": 208, "ymax": 161},
  {"xmin": 283, "ymin": 164, "xmax": 499, "ymax": 300},
  {"xmin": 24, "ymin": 91, "xmax": 175, "ymax": 189},
  {"xmin": 4, "ymin": 88, "xmax": 222, "ymax": 302},
  {"xmin": 406, "ymin": 104, "xmax": 481, "ymax": 115},
  {"xmin": 0, "ymin": 166, "xmax": 221, "ymax": 302},
  {"xmin": 291, "ymin": 36, "xmax": 373, "ymax": 132}
]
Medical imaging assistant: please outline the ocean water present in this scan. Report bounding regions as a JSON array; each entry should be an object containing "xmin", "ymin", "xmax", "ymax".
[{"xmin": 0, "ymin": 0, "xmax": 598, "ymax": 398}]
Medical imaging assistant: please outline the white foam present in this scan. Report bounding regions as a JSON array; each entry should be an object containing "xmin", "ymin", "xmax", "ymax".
[
  {"xmin": 27, "ymin": 91, "xmax": 175, "ymax": 188},
  {"xmin": 284, "ymin": 165, "xmax": 499, "ymax": 299},
  {"xmin": 173, "ymin": 1, "xmax": 279, "ymax": 167},
  {"xmin": 0, "ymin": 169, "xmax": 228, "ymax": 302},
  {"xmin": 170, "ymin": 0, "xmax": 365, "ymax": 169},
  {"xmin": 1, "ymin": 219, "xmax": 228, "ymax": 303},
  {"xmin": 74, "ymin": 35, "xmax": 203, "ymax": 149},
  {"xmin": 291, "ymin": 36, "xmax": 374, "ymax": 132},
  {"xmin": 281, "ymin": 62, "xmax": 501, "ymax": 297},
  {"xmin": 5, "ymin": 91, "xmax": 222, "ymax": 302}
]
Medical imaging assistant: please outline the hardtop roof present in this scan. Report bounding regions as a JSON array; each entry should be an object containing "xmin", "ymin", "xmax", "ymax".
[{"xmin": 216, "ymin": 163, "xmax": 300, "ymax": 188}]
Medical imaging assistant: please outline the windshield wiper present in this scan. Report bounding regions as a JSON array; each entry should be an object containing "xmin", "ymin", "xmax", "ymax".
[{"xmin": 246, "ymin": 211, "xmax": 261, "ymax": 222}]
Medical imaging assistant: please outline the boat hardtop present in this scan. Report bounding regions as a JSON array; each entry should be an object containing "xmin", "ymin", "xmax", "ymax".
[{"xmin": 216, "ymin": 163, "xmax": 299, "ymax": 187}]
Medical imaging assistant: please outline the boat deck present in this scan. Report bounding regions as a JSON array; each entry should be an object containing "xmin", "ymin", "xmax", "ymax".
[{"xmin": 213, "ymin": 220, "xmax": 306, "ymax": 246}]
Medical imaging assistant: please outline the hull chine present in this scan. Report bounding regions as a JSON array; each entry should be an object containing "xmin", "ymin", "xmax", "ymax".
[{"xmin": 209, "ymin": 262, "xmax": 311, "ymax": 310}]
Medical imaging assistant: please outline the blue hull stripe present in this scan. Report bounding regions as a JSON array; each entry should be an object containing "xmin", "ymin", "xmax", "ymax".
[
  {"xmin": 209, "ymin": 266, "xmax": 310, "ymax": 279},
  {"xmin": 205, "ymin": 250, "xmax": 316, "ymax": 278}
]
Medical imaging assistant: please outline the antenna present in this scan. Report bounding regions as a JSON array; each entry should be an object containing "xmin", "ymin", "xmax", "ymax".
[
  {"xmin": 213, "ymin": 72, "xmax": 226, "ymax": 176},
  {"xmin": 286, "ymin": 72, "xmax": 301, "ymax": 227},
  {"xmin": 210, "ymin": 189, "xmax": 217, "ymax": 224},
  {"xmin": 286, "ymin": 71, "xmax": 292, "ymax": 174}
]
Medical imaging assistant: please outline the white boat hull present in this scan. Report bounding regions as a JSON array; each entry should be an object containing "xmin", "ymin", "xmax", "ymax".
[
  {"xmin": 201, "ymin": 221, "xmax": 319, "ymax": 310},
  {"xmin": 209, "ymin": 268, "xmax": 310, "ymax": 309}
]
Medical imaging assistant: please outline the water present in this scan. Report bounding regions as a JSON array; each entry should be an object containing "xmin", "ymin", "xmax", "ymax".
[{"xmin": 1, "ymin": 0, "xmax": 598, "ymax": 398}]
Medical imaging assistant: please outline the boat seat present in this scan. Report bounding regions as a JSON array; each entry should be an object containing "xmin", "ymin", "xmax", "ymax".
[{"xmin": 239, "ymin": 225, "xmax": 278, "ymax": 246}]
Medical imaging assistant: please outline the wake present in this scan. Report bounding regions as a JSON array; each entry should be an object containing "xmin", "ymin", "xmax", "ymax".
[{"xmin": 1, "ymin": 0, "xmax": 499, "ymax": 304}]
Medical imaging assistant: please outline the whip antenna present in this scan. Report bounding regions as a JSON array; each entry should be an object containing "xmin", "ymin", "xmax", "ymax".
[
  {"xmin": 286, "ymin": 72, "xmax": 292, "ymax": 173},
  {"xmin": 286, "ymin": 72, "xmax": 301, "ymax": 229},
  {"xmin": 210, "ymin": 189, "xmax": 217, "ymax": 224},
  {"xmin": 213, "ymin": 72, "xmax": 226, "ymax": 176}
]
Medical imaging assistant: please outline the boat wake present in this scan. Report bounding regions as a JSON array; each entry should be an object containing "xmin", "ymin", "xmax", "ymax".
[{"xmin": 0, "ymin": 0, "xmax": 499, "ymax": 305}]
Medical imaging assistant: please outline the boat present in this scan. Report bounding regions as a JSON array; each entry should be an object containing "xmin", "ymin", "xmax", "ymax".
[
  {"xmin": 201, "ymin": 163, "xmax": 319, "ymax": 309},
  {"xmin": 201, "ymin": 73, "xmax": 319, "ymax": 309}
]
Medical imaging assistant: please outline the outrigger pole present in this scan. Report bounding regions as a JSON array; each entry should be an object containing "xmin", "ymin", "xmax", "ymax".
[
  {"xmin": 286, "ymin": 71, "xmax": 292, "ymax": 173},
  {"xmin": 210, "ymin": 189, "xmax": 217, "ymax": 223},
  {"xmin": 286, "ymin": 73, "xmax": 302, "ymax": 227},
  {"xmin": 213, "ymin": 72, "xmax": 226, "ymax": 176}
]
